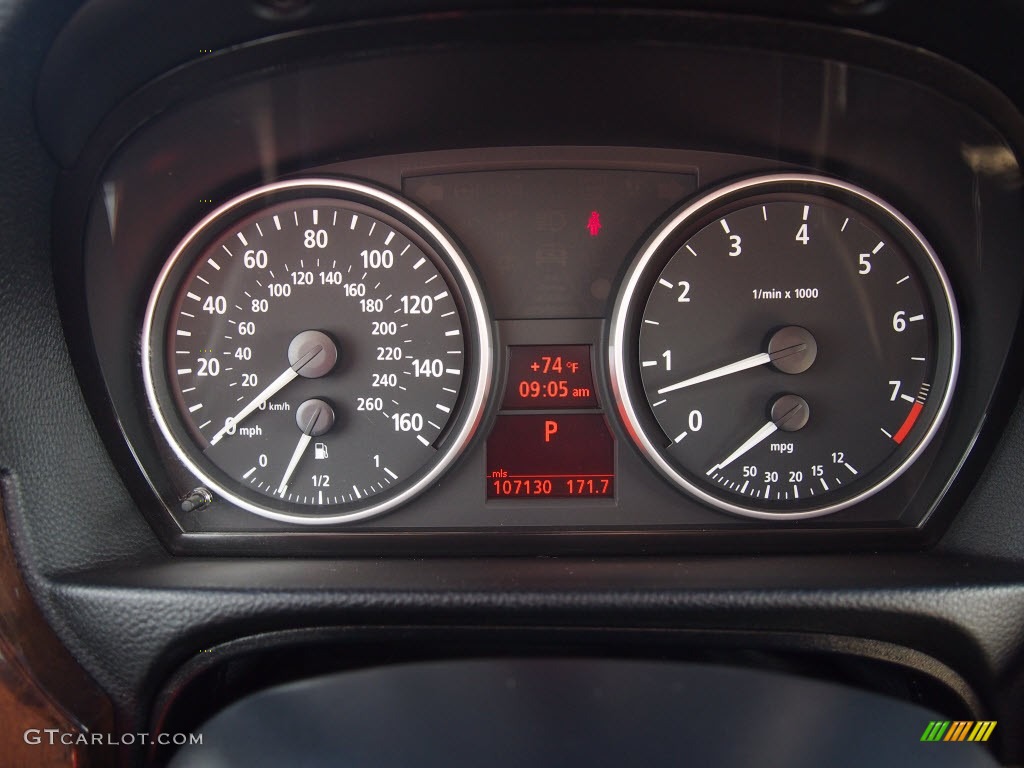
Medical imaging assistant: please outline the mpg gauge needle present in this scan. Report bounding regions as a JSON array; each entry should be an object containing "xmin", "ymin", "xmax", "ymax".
[
  {"xmin": 706, "ymin": 395, "xmax": 809, "ymax": 475},
  {"xmin": 705, "ymin": 421, "xmax": 777, "ymax": 475}
]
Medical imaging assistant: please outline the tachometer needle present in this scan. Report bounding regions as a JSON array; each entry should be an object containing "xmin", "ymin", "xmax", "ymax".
[
  {"xmin": 658, "ymin": 352, "xmax": 771, "ymax": 395},
  {"xmin": 705, "ymin": 397, "xmax": 808, "ymax": 475},
  {"xmin": 208, "ymin": 344, "xmax": 323, "ymax": 446},
  {"xmin": 656, "ymin": 329, "xmax": 815, "ymax": 396}
]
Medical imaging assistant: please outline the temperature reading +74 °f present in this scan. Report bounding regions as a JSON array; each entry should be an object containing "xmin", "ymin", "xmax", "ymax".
[{"xmin": 502, "ymin": 345, "xmax": 599, "ymax": 409}]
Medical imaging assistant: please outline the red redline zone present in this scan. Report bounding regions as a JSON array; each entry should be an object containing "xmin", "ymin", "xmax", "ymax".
[{"xmin": 893, "ymin": 401, "xmax": 923, "ymax": 444}]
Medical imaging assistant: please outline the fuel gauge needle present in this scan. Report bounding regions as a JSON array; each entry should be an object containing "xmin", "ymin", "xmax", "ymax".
[
  {"xmin": 277, "ymin": 405, "xmax": 324, "ymax": 496},
  {"xmin": 277, "ymin": 433, "xmax": 312, "ymax": 497}
]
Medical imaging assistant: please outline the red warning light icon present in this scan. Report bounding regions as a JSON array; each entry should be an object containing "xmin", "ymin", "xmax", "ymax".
[{"xmin": 586, "ymin": 210, "xmax": 602, "ymax": 237}]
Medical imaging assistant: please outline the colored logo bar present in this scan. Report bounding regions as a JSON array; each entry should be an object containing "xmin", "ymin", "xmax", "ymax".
[{"xmin": 921, "ymin": 721, "xmax": 997, "ymax": 742}]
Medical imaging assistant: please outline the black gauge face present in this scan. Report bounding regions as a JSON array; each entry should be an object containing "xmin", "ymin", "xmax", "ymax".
[
  {"xmin": 143, "ymin": 179, "xmax": 491, "ymax": 524},
  {"xmin": 609, "ymin": 174, "xmax": 959, "ymax": 518}
]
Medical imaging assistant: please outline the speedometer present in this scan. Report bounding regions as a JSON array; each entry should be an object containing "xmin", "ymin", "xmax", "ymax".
[
  {"xmin": 142, "ymin": 178, "xmax": 491, "ymax": 524},
  {"xmin": 609, "ymin": 174, "xmax": 959, "ymax": 519}
]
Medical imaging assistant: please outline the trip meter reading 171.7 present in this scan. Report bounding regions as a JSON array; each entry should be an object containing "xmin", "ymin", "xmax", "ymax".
[
  {"xmin": 609, "ymin": 174, "xmax": 960, "ymax": 519},
  {"xmin": 142, "ymin": 178, "xmax": 492, "ymax": 525}
]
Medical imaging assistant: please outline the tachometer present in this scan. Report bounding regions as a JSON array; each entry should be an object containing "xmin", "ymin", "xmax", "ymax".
[
  {"xmin": 609, "ymin": 174, "xmax": 959, "ymax": 519},
  {"xmin": 142, "ymin": 178, "xmax": 492, "ymax": 524}
]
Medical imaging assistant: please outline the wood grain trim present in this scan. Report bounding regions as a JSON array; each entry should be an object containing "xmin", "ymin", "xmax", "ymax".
[{"xmin": 0, "ymin": 489, "xmax": 115, "ymax": 766}]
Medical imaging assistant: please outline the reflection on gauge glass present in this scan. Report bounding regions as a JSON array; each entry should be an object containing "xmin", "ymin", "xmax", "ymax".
[
  {"xmin": 142, "ymin": 178, "xmax": 492, "ymax": 525},
  {"xmin": 609, "ymin": 174, "xmax": 959, "ymax": 519}
]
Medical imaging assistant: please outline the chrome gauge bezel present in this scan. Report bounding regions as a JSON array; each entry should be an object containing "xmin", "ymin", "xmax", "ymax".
[
  {"xmin": 142, "ymin": 178, "xmax": 493, "ymax": 525},
  {"xmin": 608, "ymin": 173, "xmax": 961, "ymax": 520}
]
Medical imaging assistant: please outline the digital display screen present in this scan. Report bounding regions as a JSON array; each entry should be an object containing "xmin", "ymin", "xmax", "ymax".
[
  {"xmin": 404, "ymin": 168, "xmax": 696, "ymax": 318},
  {"xmin": 487, "ymin": 414, "xmax": 614, "ymax": 499},
  {"xmin": 502, "ymin": 345, "xmax": 598, "ymax": 409}
]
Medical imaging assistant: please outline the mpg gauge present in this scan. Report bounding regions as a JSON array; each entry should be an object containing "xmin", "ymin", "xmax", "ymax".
[
  {"xmin": 142, "ymin": 178, "xmax": 492, "ymax": 525},
  {"xmin": 609, "ymin": 174, "xmax": 959, "ymax": 519}
]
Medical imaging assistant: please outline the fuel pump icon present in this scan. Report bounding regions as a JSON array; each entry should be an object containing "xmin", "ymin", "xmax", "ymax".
[{"xmin": 314, "ymin": 442, "xmax": 329, "ymax": 460}]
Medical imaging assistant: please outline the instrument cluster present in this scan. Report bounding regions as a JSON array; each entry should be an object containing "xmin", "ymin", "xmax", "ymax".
[
  {"xmin": 56, "ymin": 24, "xmax": 1024, "ymax": 553},
  {"xmin": 142, "ymin": 170, "xmax": 957, "ymax": 528}
]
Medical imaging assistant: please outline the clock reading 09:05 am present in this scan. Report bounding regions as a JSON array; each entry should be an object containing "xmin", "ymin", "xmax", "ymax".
[{"xmin": 502, "ymin": 345, "xmax": 598, "ymax": 409}]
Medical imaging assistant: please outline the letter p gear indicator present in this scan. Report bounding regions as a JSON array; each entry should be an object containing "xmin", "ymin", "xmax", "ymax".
[{"xmin": 487, "ymin": 345, "xmax": 615, "ymax": 499}]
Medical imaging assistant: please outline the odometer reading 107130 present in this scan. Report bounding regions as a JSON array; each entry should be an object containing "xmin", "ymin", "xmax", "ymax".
[
  {"xmin": 609, "ymin": 174, "xmax": 959, "ymax": 519},
  {"xmin": 143, "ymin": 179, "xmax": 491, "ymax": 525}
]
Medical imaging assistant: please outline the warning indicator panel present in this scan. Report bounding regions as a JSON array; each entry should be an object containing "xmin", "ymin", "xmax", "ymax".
[{"xmin": 486, "ymin": 414, "xmax": 614, "ymax": 499}]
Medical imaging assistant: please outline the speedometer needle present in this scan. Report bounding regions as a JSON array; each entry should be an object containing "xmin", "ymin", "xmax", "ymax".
[{"xmin": 208, "ymin": 344, "xmax": 323, "ymax": 446}]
